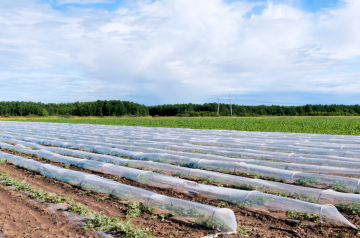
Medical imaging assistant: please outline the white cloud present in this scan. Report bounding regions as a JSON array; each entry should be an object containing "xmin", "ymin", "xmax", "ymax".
[
  {"xmin": 0, "ymin": 0, "xmax": 359, "ymax": 105},
  {"xmin": 56, "ymin": 0, "xmax": 114, "ymax": 5}
]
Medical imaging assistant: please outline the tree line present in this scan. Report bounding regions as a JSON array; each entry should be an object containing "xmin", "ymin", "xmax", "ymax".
[
  {"xmin": 149, "ymin": 103, "xmax": 360, "ymax": 117},
  {"xmin": 0, "ymin": 100, "xmax": 149, "ymax": 117},
  {"xmin": 1, "ymin": 101, "xmax": 360, "ymax": 117}
]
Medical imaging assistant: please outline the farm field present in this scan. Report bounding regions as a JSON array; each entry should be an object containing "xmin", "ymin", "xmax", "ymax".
[
  {"xmin": 1, "ymin": 121, "xmax": 360, "ymax": 237},
  {"xmin": 2, "ymin": 116, "xmax": 360, "ymax": 135}
]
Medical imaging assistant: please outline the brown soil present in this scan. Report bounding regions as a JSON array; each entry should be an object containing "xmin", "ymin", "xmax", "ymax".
[
  {"xmin": 0, "ymin": 149, "xmax": 360, "ymax": 237},
  {"xmin": 0, "ymin": 182, "xmax": 97, "ymax": 237}
]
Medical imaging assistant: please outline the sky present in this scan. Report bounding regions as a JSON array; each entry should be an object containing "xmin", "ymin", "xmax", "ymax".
[{"xmin": 0, "ymin": 0, "xmax": 359, "ymax": 106}]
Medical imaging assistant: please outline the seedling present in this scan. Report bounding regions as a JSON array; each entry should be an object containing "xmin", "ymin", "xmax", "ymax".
[
  {"xmin": 95, "ymin": 196, "xmax": 113, "ymax": 202},
  {"xmin": 159, "ymin": 213, "xmax": 172, "ymax": 221},
  {"xmin": 77, "ymin": 191, "xmax": 92, "ymax": 195},
  {"xmin": 286, "ymin": 211, "xmax": 320, "ymax": 221},
  {"xmin": 329, "ymin": 181, "xmax": 348, "ymax": 192},
  {"xmin": 126, "ymin": 202, "xmax": 144, "ymax": 218},
  {"xmin": 111, "ymin": 176, "xmax": 122, "ymax": 181},
  {"xmin": 84, "ymin": 212, "xmax": 155, "ymax": 238},
  {"xmin": 237, "ymin": 226, "xmax": 251, "ymax": 235},
  {"xmin": 68, "ymin": 203, "xmax": 90, "ymax": 216},
  {"xmin": 148, "ymin": 214, "xmax": 158, "ymax": 220},
  {"xmin": 217, "ymin": 201, "xmax": 229, "ymax": 208}
]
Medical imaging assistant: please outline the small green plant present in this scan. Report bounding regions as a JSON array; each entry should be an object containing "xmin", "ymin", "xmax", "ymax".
[
  {"xmin": 68, "ymin": 203, "xmax": 91, "ymax": 215},
  {"xmin": 329, "ymin": 181, "xmax": 348, "ymax": 192},
  {"xmin": 111, "ymin": 176, "xmax": 122, "ymax": 181},
  {"xmin": 50, "ymin": 180, "xmax": 59, "ymax": 185},
  {"xmin": 286, "ymin": 211, "xmax": 320, "ymax": 221},
  {"xmin": 126, "ymin": 202, "xmax": 144, "ymax": 218},
  {"xmin": 295, "ymin": 177, "xmax": 323, "ymax": 186},
  {"xmin": 63, "ymin": 163, "xmax": 71, "ymax": 169},
  {"xmin": 234, "ymin": 183, "xmax": 256, "ymax": 191},
  {"xmin": 159, "ymin": 213, "xmax": 172, "ymax": 221},
  {"xmin": 245, "ymin": 196, "xmax": 266, "ymax": 208},
  {"xmin": 78, "ymin": 191, "xmax": 92, "ymax": 195},
  {"xmin": 237, "ymin": 226, "xmax": 251, "ymax": 235},
  {"xmin": 217, "ymin": 201, "xmax": 229, "ymax": 208},
  {"xmin": 84, "ymin": 212, "xmax": 155, "ymax": 238},
  {"xmin": 148, "ymin": 214, "xmax": 158, "ymax": 220},
  {"xmin": 95, "ymin": 196, "xmax": 113, "ymax": 202}
]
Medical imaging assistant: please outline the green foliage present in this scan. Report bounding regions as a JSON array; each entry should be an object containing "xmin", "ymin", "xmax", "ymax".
[
  {"xmin": 68, "ymin": 203, "xmax": 90, "ymax": 215},
  {"xmin": 111, "ymin": 176, "xmax": 122, "ymax": 181},
  {"xmin": 0, "ymin": 100, "xmax": 149, "ymax": 117},
  {"xmin": 234, "ymin": 183, "xmax": 256, "ymax": 191},
  {"xmin": 295, "ymin": 177, "xmax": 324, "ymax": 186},
  {"xmin": 95, "ymin": 196, "xmax": 113, "ymax": 202},
  {"xmin": 0, "ymin": 171, "xmax": 154, "ymax": 238},
  {"xmin": 329, "ymin": 181, "xmax": 349, "ymax": 192},
  {"xmin": 336, "ymin": 202, "xmax": 360, "ymax": 214},
  {"xmin": 159, "ymin": 213, "xmax": 172, "ymax": 221},
  {"xmin": 286, "ymin": 211, "xmax": 320, "ymax": 221},
  {"xmin": 62, "ymin": 163, "xmax": 71, "ymax": 169},
  {"xmin": 217, "ymin": 201, "xmax": 229, "ymax": 208},
  {"xmin": 245, "ymin": 196, "xmax": 266, "ymax": 208},
  {"xmin": 84, "ymin": 212, "xmax": 155, "ymax": 238},
  {"xmin": 126, "ymin": 202, "xmax": 144, "ymax": 218},
  {"xmin": 237, "ymin": 226, "xmax": 251, "ymax": 235}
]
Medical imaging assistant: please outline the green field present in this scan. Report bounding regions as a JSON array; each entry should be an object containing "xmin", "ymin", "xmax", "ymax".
[{"xmin": 2, "ymin": 116, "xmax": 360, "ymax": 135}]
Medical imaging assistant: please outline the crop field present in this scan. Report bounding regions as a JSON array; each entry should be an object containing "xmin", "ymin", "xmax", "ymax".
[
  {"xmin": 2, "ymin": 122, "xmax": 360, "ymax": 237},
  {"xmin": 2, "ymin": 116, "xmax": 360, "ymax": 135}
]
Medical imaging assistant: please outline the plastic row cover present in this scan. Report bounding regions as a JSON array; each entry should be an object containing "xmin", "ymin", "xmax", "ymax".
[
  {"xmin": 10, "ymin": 131, "xmax": 360, "ymax": 169},
  {"xmin": 3, "ymin": 121, "xmax": 360, "ymax": 143},
  {"xmin": 10, "ymin": 136, "xmax": 360, "ymax": 193},
  {"xmin": 2, "ymin": 143, "xmax": 357, "ymax": 229},
  {"xmin": 17, "ymin": 126, "xmax": 357, "ymax": 158},
  {"xmin": 3, "ymin": 140, "xmax": 360, "ymax": 214},
  {"xmin": 57, "ymin": 137, "xmax": 360, "ymax": 173},
  {"xmin": 0, "ymin": 150, "xmax": 237, "ymax": 232}
]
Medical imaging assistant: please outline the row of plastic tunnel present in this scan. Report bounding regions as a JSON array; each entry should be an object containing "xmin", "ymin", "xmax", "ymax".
[{"xmin": 0, "ymin": 122, "xmax": 360, "ymax": 232}]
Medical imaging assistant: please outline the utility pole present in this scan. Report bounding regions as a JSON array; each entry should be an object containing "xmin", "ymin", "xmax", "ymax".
[
  {"xmin": 230, "ymin": 93, "xmax": 233, "ymax": 116},
  {"xmin": 215, "ymin": 94, "xmax": 221, "ymax": 116},
  {"xmin": 214, "ymin": 94, "xmax": 235, "ymax": 116}
]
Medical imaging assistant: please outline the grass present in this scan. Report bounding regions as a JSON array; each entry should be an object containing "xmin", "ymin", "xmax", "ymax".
[{"xmin": 4, "ymin": 116, "xmax": 360, "ymax": 135}]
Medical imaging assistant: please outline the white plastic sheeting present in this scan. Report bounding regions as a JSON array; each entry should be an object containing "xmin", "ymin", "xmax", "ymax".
[
  {"xmin": 0, "ymin": 142, "xmax": 357, "ymax": 228},
  {"xmin": 2, "ymin": 140, "xmax": 360, "ymax": 215},
  {"xmin": 4, "ymin": 136, "xmax": 360, "ymax": 193},
  {"xmin": 0, "ymin": 150, "xmax": 237, "ymax": 232}
]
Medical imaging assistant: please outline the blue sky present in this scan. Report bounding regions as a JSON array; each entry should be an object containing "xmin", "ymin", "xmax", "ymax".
[{"xmin": 1, "ymin": 0, "xmax": 360, "ymax": 106}]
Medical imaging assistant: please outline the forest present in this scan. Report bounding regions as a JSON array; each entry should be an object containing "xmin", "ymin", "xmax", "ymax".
[
  {"xmin": 149, "ymin": 103, "xmax": 360, "ymax": 117},
  {"xmin": 1, "ymin": 101, "xmax": 360, "ymax": 117},
  {"xmin": 0, "ymin": 100, "xmax": 149, "ymax": 117}
]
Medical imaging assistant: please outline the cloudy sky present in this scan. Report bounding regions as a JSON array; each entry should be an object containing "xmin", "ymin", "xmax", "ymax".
[{"xmin": 0, "ymin": 0, "xmax": 359, "ymax": 105}]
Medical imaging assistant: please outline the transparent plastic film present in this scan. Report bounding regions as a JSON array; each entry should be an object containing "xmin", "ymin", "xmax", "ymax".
[
  {"xmin": 147, "ymin": 195, "xmax": 237, "ymax": 232},
  {"xmin": 0, "ymin": 149, "xmax": 238, "ymax": 232}
]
